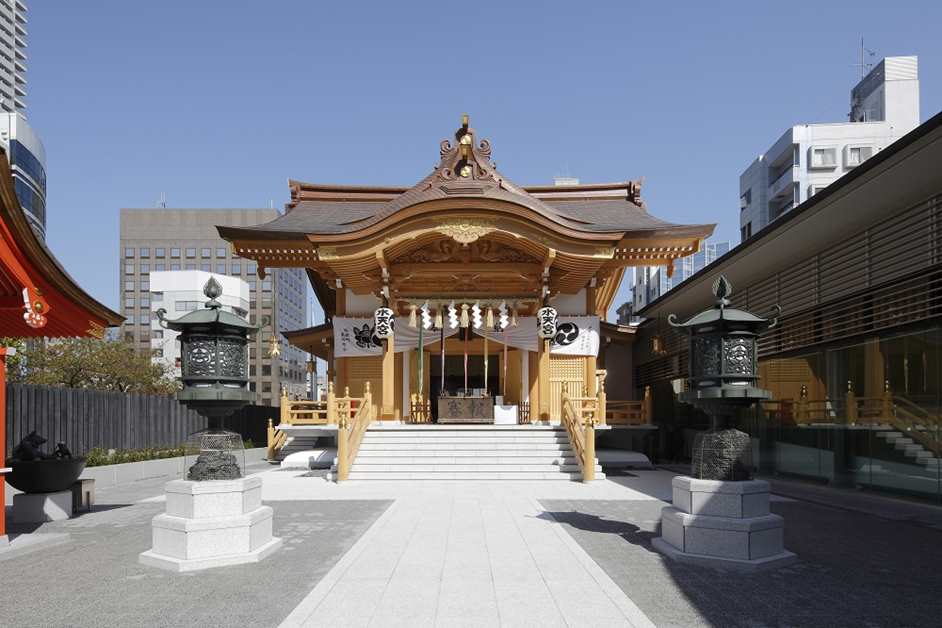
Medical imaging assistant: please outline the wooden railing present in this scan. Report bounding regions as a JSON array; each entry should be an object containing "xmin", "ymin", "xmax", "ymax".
[
  {"xmin": 561, "ymin": 382, "xmax": 596, "ymax": 482},
  {"xmin": 603, "ymin": 385, "xmax": 653, "ymax": 426},
  {"xmin": 278, "ymin": 387, "xmax": 330, "ymax": 425},
  {"xmin": 335, "ymin": 382, "xmax": 374, "ymax": 481},
  {"xmin": 408, "ymin": 393, "xmax": 432, "ymax": 423},
  {"xmin": 760, "ymin": 381, "xmax": 942, "ymax": 456}
]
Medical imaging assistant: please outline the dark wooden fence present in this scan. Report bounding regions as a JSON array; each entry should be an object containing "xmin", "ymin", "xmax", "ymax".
[{"xmin": 5, "ymin": 383, "xmax": 277, "ymax": 455}]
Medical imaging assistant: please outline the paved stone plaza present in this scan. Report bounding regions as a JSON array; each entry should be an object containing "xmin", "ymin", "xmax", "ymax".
[{"xmin": 4, "ymin": 465, "xmax": 942, "ymax": 627}]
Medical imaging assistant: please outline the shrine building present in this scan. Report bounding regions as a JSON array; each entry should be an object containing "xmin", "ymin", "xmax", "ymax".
[{"xmin": 219, "ymin": 116, "xmax": 714, "ymax": 480}]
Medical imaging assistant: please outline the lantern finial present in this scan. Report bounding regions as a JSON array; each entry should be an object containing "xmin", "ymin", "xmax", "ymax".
[
  {"xmin": 712, "ymin": 275, "xmax": 732, "ymax": 306},
  {"xmin": 203, "ymin": 276, "xmax": 223, "ymax": 309}
]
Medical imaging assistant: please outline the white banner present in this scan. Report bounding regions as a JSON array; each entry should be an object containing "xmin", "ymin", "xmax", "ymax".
[
  {"xmin": 333, "ymin": 317, "xmax": 459, "ymax": 357},
  {"xmin": 474, "ymin": 316, "xmax": 599, "ymax": 357}
]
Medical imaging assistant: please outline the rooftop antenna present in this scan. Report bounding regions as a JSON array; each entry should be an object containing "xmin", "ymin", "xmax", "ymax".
[
  {"xmin": 269, "ymin": 199, "xmax": 274, "ymax": 209},
  {"xmin": 157, "ymin": 192, "xmax": 166, "ymax": 208},
  {"xmin": 855, "ymin": 36, "xmax": 875, "ymax": 80}
]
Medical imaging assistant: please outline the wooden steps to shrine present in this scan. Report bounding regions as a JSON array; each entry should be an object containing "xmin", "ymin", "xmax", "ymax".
[{"xmin": 343, "ymin": 425, "xmax": 604, "ymax": 481}]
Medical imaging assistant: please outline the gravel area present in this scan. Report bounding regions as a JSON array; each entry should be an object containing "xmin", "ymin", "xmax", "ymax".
[
  {"xmin": 1, "ymin": 471, "xmax": 390, "ymax": 628},
  {"xmin": 542, "ymin": 496, "xmax": 942, "ymax": 628}
]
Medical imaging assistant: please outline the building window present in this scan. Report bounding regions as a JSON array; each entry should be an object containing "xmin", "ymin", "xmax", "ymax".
[
  {"xmin": 156, "ymin": 247, "xmax": 165, "ymax": 257},
  {"xmin": 216, "ymin": 263, "xmax": 226, "ymax": 274},
  {"xmin": 216, "ymin": 247, "xmax": 227, "ymax": 258},
  {"xmin": 125, "ymin": 296, "xmax": 135, "ymax": 308},
  {"xmin": 739, "ymin": 189, "xmax": 751, "ymax": 210},
  {"xmin": 140, "ymin": 263, "xmax": 150, "ymax": 274},
  {"xmin": 185, "ymin": 263, "xmax": 197, "ymax": 270},
  {"xmin": 141, "ymin": 279, "xmax": 150, "ymax": 291},
  {"xmin": 125, "ymin": 263, "xmax": 134, "ymax": 275},
  {"xmin": 125, "ymin": 247, "xmax": 134, "ymax": 258},
  {"xmin": 140, "ymin": 247, "xmax": 150, "ymax": 257},
  {"xmin": 740, "ymin": 222, "xmax": 752, "ymax": 241},
  {"xmin": 262, "ymin": 280, "xmax": 272, "ymax": 292},
  {"xmin": 231, "ymin": 262, "xmax": 241, "ymax": 275},
  {"xmin": 845, "ymin": 145, "xmax": 874, "ymax": 168},
  {"xmin": 171, "ymin": 248, "xmax": 181, "ymax": 258},
  {"xmin": 152, "ymin": 291, "xmax": 163, "ymax": 301},
  {"xmin": 153, "ymin": 330, "xmax": 163, "ymax": 339},
  {"xmin": 171, "ymin": 263, "xmax": 181, "ymax": 271},
  {"xmin": 810, "ymin": 147, "xmax": 837, "ymax": 169},
  {"xmin": 125, "ymin": 280, "xmax": 135, "ymax": 291},
  {"xmin": 141, "ymin": 295, "xmax": 150, "ymax": 307},
  {"xmin": 248, "ymin": 279, "xmax": 257, "ymax": 291},
  {"xmin": 186, "ymin": 248, "xmax": 196, "ymax": 258},
  {"xmin": 201, "ymin": 247, "xmax": 211, "ymax": 258},
  {"xmin": 247, "ymin": 261, "xmax": 257, "ymax": 275},
  {"xmin": 262, "ymin": 382, "xmax": 272, "ymax": 393},
  {"xmin": 262, "ymin": 364, "xmax": 271, "ymax": 376},
  {"xmin": 201, "ymin": 263, "xmax": 211, "ymax": 272},
  {"xmin": 126, "ymin": 313, "xmax": 135, "ymax": 324},
  {"xmin": 155, "ymin": 263, "xmax": 165, "ymax": 271}
]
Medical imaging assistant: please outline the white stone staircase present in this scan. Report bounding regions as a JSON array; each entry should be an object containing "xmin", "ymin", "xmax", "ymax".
[
  {"xmin": 876, "ymin": 429, "xmax": 941, "ymax": 468},
  {"xmin": 338, "ymin": 424, "xmax": 604, "ymax": 480}
]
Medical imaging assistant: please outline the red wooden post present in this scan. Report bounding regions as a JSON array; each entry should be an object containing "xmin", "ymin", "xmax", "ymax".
[{"xmin": 0, "ymin": 347, "xmax": 9, "ymax": 541}]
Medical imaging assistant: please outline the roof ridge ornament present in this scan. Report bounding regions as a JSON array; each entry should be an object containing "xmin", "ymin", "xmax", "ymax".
[
  {"xmin": 203, "ymin": 276, "xmax": 224, "ymax": 309},
  {"xmin": 436, "ymin": 114, "xmax": 500, "ymax": 185}
]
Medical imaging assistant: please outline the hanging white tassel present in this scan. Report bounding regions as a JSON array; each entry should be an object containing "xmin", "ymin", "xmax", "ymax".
[
  {"xmin": 460, "ymin": 303, "xmax": 470, "ymax": 328},
  {"xmin": 421, "ymin": 301, "xmax": 432, "ymax": 330},
  {"xmin": 408, "ymin": 304, "xmax": 417, "ymax": 328},
  {"xmin": 510, "ymin": 303, "xmax": 518, "ymax": 327},
  {"xmin": 434, "ymin": 304, "xmax": 444, "ymax": 330},
  {"xmin": 485, "ymin": 306, "xmax": 494, "ymax": 330}
]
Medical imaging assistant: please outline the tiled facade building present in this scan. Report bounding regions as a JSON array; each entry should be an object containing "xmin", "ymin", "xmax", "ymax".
[{"xmin": 119, "ymin": 208, "xmax": 308, "ymax": 406}]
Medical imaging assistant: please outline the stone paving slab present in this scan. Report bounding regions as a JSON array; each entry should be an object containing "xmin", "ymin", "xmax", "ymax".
[{"xmin": 542, "ymin": 497, "xmax": 942, "ymax": 628}]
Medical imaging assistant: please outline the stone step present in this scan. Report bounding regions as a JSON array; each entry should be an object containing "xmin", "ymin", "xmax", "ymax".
[
  {"xmin": 877, "ymin": 431, "xmax": 903, "ymax": 439},
  {"xmin": 903, "ymin": 444, "xmax": 926, "ymax": 456},
  {"xmin": 342, "ymin": 471, "xmax": 601, "ymax": 481},
  {"xmin": 358, "ymin": 442, "xmax": 572, "ymax": 451},
  {"xmin": 350, "ymin": 463, "xmax": 590, "ymax": 473},
  {"xmin": 352, "ymin": 456, "xmax": 580, "ymax": 466},
  {"xmin": 893, "ymin": 438, "xmax": 915, "ymax": 449},
  {"xmin": 357, "ymin": 449, "xmax": 573, "ymax": 458},
  {"xmin": 361, "ymin": 435, "xmax": 569, "ymax": 443}
]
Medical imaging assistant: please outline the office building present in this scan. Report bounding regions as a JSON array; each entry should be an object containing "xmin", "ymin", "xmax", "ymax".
[
  {"xmin": 0, "ymin": 0, "xmax": 27, "ymax": 114},
  {"xmin": 148, "ymin": 270, "xmax": 250, "ymax": 378},
  {"xmin": 119, "ymin": 208, "xmax": 309, "ymax": 405},
  {"xmin": 633, "ymin": 240, "xmax": 730, "ymax": 310},
  {"xmin": 740, "ymin": 56, "xmax": 920, "ymax": 240}
]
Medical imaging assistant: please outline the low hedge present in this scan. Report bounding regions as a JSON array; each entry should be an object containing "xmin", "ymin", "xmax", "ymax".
[{"xmin": 84, "ymin": 439, "xmax": 257, "ymax": 467}]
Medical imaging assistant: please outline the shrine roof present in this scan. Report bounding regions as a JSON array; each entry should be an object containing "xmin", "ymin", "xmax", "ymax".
[{"xmin": 217, "ymin": 117, "xmax": 713, "ymax": 243}]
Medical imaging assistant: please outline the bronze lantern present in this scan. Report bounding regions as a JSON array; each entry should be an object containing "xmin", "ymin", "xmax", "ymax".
[{"xmin": 668, "ymin": 275, "xmax": 780, "ymax": 480}]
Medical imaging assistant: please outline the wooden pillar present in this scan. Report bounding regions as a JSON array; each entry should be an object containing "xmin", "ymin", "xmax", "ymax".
[
  {"xmin": 382, "ymin": 334, "xmax": 395, "ymax": 419},
  {"xmin": 864, "ymin": 338, "xmax": 884, "ymax": 399},
  {"xmin": 326, "ymin": 343, "xmax": 335, "ymax": 391},
  {"xmin": 0, "ymin": 347, "xmax": 8, "ymax": 541},
  {"xmin": 538, "ymin": 338, "xmax": 551, "ymax": 420},
  {"xmin": 402, "ymin": 349, "xmax": 411, "ymax": 420}
]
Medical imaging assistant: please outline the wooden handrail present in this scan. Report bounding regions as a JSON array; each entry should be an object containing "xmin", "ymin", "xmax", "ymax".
[
  {"xmin": 561, "ymin": 382, "xmax": 595, "ymax": 482},
  {"xmin": 335, "ymin": 382, "xmax": 373, "ymax": 481}
]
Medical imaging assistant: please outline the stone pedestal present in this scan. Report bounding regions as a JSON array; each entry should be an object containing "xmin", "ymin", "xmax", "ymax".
[
  {"xmin": 139, "ymin": 476, "xmax": 281, "ymax": 572},
  {"xmin": 652, "ymin": 476, "xmax": 796, "ymax": 571},
  {"xmin": 13, "ymin": 490, "xmax": 73, "ymax": 523}
]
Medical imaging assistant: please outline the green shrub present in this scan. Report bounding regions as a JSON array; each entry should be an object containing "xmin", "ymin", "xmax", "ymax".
[
  {"xmin": 243, "ymin": 438, "xmax": 255, "ymax": 449},
  {"xmin": 84, "ymin": 445, "xmax": 186, "ymax": 467}
]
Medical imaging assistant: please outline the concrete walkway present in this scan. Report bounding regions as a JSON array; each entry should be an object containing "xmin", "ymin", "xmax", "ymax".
[{"xmin": 265, "ymin": 470, "xmax": 666, "ymax": 628}]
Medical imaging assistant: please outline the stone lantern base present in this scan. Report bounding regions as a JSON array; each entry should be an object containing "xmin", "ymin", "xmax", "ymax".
[
  {"xmin": 139, "ymin": 476, "xmax": 282, "ymax": 572},
  {"xmin": 651, "ymin": 476, "xmax": 797, "ymax": 571}
]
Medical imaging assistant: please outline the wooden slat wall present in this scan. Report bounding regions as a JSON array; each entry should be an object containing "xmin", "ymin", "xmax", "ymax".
[
  {"xmin": 636, "ymin": 193, "xmax": 942, "ymax": 389},
  {"xmin": 4, "ymin": 384, "xmax": 278, "ymax": 455}
]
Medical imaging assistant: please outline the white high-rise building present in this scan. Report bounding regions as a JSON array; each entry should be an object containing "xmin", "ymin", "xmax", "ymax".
[
  {"xmin": 148, "ymin": 271, "xmax": 250, "ymax": 379},
  {"xmin": 739, "ymin": 56, "xmax": 920, "ymax": 241},
  {"xmin": 0, "ymin": 0, "xmax": 27, "ymax": 114}
]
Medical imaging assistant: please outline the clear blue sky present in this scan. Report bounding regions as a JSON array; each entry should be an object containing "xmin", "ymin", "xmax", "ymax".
[{"xmin": 27, "ymin": 1, "xmax": 942, "ymax": 321}]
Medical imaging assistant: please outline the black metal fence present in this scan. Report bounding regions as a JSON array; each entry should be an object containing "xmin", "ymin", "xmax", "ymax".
[{"xmin": 4, "ymin": 383, "xmax": 276, "ymax": 456}]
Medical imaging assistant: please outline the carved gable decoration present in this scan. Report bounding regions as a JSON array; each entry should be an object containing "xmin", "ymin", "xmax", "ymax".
[{"xmin": 391, "ymin": 237, "xmax": 542, "ymax": 265}]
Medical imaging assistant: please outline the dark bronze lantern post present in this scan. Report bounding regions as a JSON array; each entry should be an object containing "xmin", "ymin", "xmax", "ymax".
[
  {"xmin": 156, "ymin": 277, "xmax": 258, "ymax": 480},
  {"xmin": 668, "ymin": 276, "xmax": 780, "ymax": 481}
]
